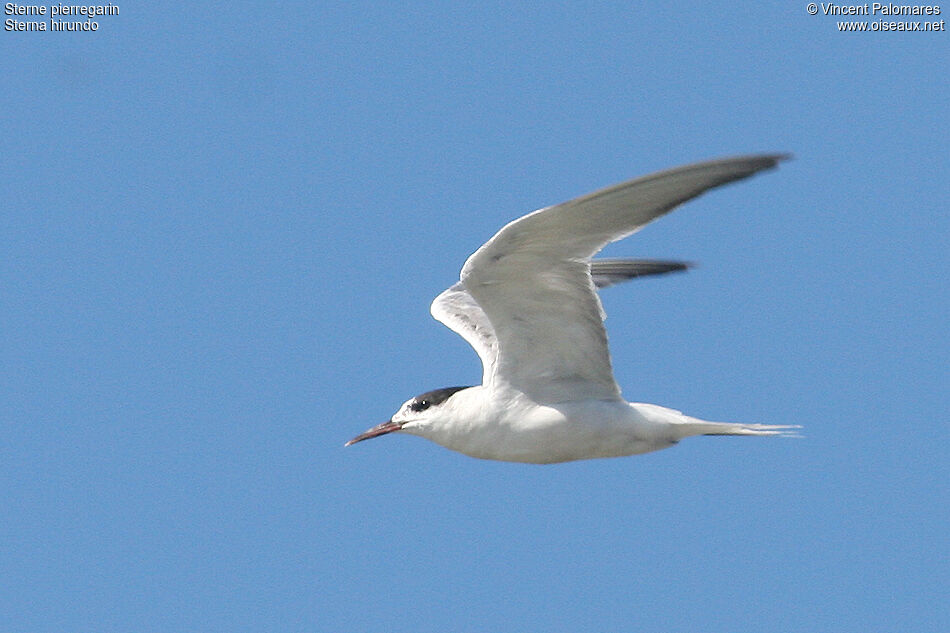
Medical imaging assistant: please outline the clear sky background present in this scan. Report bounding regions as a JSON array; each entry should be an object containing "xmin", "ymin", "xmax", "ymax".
[{"xmin": 2, "ymin": 2, "xmax": 947, "ymax": 632}]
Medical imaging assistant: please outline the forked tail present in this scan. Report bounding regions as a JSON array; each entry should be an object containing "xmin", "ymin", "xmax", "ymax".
[{"xmin": 674, "ymin": 417, "xmax": 802, "ymax": 440}]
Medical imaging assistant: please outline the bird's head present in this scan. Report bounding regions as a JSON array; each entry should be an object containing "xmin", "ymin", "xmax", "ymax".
[{"xmin": 345, "ymin": 386, "xmax": 473, "ymax": 447}]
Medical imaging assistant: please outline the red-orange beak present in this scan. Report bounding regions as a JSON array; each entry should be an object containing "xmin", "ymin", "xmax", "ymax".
[{"xmin": 345, "ymin": 420, "xmax": 404, "ymax": 446}]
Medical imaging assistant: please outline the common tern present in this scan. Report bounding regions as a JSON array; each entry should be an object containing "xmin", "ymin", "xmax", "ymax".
[{"xmin": 347, "ymin": 154, "xmax": 798, "ymax": 463}]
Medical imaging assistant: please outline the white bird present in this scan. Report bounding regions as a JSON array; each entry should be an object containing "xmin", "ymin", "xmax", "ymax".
[{"xmin": 346, "ymin": 154, "xmax": 799, "ymax": 463}]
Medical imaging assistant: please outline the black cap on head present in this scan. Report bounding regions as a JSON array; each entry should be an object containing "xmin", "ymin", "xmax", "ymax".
[{"xmin": 409, "ymin": 386, "xmax": 472, "ymax": 412}]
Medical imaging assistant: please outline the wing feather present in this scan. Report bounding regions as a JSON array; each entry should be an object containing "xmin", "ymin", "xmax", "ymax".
[
  {"xmin": 430, "ymin": 282, "xmax": 498, "ymax": 386},
  {"xmin": 591, "ymin": 259, "xmax": 691, "ymax": 289},
  {"xmin": 431, "ymin": 259, "xmax": 694, "ymax": 385},
  {"xmin": 456, "ymin": 154, "xmax": 788, "ymax": 403}
]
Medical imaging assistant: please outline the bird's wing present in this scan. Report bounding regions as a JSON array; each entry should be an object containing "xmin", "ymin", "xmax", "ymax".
[
  {"xmin": 431, "ymin": 259, "xmax": 692, "ymax": 385},
  {"xmin": 430, "ymin": 282, "xmax": 498, "ymax": 386},
  {"xmin": 589, "ymin": 258, "xmax": 691, "ymax": 289},
  {"xmin": 457, "ymin": 154, "xmax": 788, "ymax": 403}
]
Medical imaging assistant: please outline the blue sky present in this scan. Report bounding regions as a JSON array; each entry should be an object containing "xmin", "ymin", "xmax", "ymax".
[{"xmin": 2, "ymin": 2, "xmax": 947, "ymax": 632}]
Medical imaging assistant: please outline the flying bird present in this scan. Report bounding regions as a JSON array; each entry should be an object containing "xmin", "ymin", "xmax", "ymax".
[{"xmin": 347, "ymin": 154, "xmax": 798, "ymax": 463}]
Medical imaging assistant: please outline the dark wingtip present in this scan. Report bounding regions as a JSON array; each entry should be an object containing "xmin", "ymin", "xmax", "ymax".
[
  {"xmin": 757, "ymin": 152, "xmax": 794, "ymax": 168},
  {"xmin": 591, "ymin": 259, "xmax": 696, "ymax": 289}
]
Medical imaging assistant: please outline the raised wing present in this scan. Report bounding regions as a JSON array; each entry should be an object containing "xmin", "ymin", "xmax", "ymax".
[
  {"xmin": 431, "ymin": 259, "xmax": 692, "ymax": 385},
  {"xmin": 590, "ymin": 258, "xmax": 690, "ymax": 289},
  {"xmin": 430, "ymin": 282, "xmax": 498, "ymax": 386},
  {"xmin": 458, "ymin": 154, "xmax": 788, "ymax": 403}
]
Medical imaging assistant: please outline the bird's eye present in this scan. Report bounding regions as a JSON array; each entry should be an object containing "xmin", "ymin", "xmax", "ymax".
[{"xmin": 410, "ymin": 399, "xmax": 430, "ymax": 412}]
